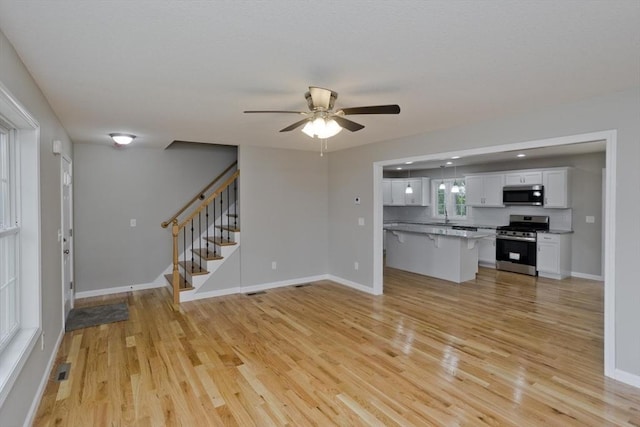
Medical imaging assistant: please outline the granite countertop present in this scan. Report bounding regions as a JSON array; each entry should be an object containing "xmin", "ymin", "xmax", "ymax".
[
  {"xmin": 539, "ymin": 229, "xmax": 574, "ymax": 234},
  {"xmin": 383, "ymin": 221, "xmax": 499, "ymax": 230},
  {"xmin": 384, "ymin": 223, "xmax": 493, "ymax": 239}
]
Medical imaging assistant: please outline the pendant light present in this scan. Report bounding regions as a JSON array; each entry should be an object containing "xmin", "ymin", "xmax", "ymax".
[
  {"xmin": 439, "ymin": 165, "xmax": 446, "ymax": 190},
  {"xmin": 405, "ymin": 169, "xmax": 413, "ymax": 194},
  {"xmin": 451, "ymin": 162, "xmax": 460, "ymax": 194}
]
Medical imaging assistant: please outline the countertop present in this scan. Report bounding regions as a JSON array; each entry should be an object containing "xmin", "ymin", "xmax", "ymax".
[
  {"xmin": 384, "ymin": 223, "xmax": 493, "ymax": 239},
  {"xmin": 538, "ymin": 229, "xmax": 574, "ymax": 235},
  {"xmin": 383, "ymin": 221, "xmax": 499, "ymax": 230}
]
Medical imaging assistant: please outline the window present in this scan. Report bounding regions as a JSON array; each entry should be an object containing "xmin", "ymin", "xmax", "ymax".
[
  {"xmin": 432, "ymin": 179, "xmax": 467, "ymax": 219},
  {"xmin": 0, "ymin": 125, "xmax": 18, "ymax": 354}
]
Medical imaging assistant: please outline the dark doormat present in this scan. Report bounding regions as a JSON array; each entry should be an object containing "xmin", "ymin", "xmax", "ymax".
[{"xmin": 65, "ymin": 303, "xmax": 129, "ymax": 332}]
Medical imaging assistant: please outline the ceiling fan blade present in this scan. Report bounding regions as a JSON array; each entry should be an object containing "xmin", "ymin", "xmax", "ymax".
[
  {"xmin": 244, "ymin": 110, "xmax": 306, "ymax": 114},
  {"xmin": 279, "ymin": 118, "xmax": 310, "ymax": 132},
  {"xmin": 308, "ymin": 86, "xmax": 336, "ymax": 110},
  {"xmin": 339, "ymin": 105, "xmax": 401, "ymax": 115},
  {"xmin": 333, "ymin": 116, "xmax": 365, "ymax": 132}
]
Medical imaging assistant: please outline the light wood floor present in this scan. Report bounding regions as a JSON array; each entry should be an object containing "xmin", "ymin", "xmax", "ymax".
[{"xmin": 34, "ymin": 268, "xmax": 640, "ymax": 426}]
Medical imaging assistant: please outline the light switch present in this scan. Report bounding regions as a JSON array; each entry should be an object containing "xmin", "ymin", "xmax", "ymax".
[
  {"xmin": 130, "ymin": 219, "xmax": 137, "ymax": 227},
  {"xmin": 358, "ymin": 217, "xmax": 365, "ymax": 226},
  {"xmin": 586, "ymin": 216, "xmax": 595, "ymax": 223}
]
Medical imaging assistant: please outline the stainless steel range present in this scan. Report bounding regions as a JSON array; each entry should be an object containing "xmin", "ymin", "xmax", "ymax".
[{"xmin": 496, "ymin": 215, "xmax": 550, "ymax": 276}]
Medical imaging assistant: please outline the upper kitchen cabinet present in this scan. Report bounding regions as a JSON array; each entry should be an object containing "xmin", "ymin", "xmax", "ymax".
[
  {"xmin": 383, "ymin": 178, "xmax": 430, "ymax": 206},
  {"xmin": 505, "ymin": 171, "xmax": 543, "ymax": 186},
  {"xmin": 465, "ymin": 173, "xmax": 504, "ymax": 207},
  {"xmin": 405, "ymin": 178, "xmax": 430, "ymax": 206},
  {"xmin": 543, "ymin": 168, "xmax": 571, "ymax": 208}
]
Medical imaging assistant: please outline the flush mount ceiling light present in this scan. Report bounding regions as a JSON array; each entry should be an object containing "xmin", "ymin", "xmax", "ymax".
[
  {"xmin": 517, "ymin": 153, "xmax": 526, "ymax": 158},
  {"xmin": 109, "ymin": 133, "xmax": 136, "ymax": 145}
]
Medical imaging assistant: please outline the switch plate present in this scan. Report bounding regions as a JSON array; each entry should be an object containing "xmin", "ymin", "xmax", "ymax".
[
  {"xmin": 354, "ymin": 261, "xmax": 359, "ymax": 271},
  {"xmin": 586, "ymin": 216, "xmax": 595, "ymax": 223},
  {"xmin": 130, "ymin": 219, "xmax": 137, "ymax": 227},
  {"xmin": 358, "ymin": 217, "xmax": 365, "ymax": 226},
  {"xmin": 271, "ymin": 261, "xmax": 277, "ymax": 270}
]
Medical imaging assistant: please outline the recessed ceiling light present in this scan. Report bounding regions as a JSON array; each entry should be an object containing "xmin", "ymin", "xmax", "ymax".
[
  {"xmin": 446, "ymin": 161, "xmax": 453, "ymax": 165},
  {"xmin": 517, "ymin": 153, "xmax": 526, "ymax": 158},
  {"xmin": 451, "ymin": 156, "xmax": 460, "ymax": 159},
  {"xmin": 396, "ymin": 167, "xmax": 403, "ymax": 170},
  {"xmin": 405, "ymin": 161, "xmax": 413, "ymax": 164}
]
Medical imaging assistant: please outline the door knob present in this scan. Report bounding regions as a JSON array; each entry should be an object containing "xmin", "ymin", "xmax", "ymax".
[{"xmin": 64, "ymin": 249, "xmax": 70, "ymax": 254}]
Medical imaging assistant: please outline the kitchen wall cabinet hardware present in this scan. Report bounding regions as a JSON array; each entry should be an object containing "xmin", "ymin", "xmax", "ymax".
[
  {"xmin": 537, "ymin": 232, "xmax": 571, "ymax": 279},
  {"xmin": 542, "ymin": 168, "xmax": 571, "ymax": 208},
  {"xmin": 505, "ymin": 171, "xmax": 543, "ymax": 186},
  {"xmin": 465, "ymin": 174, "xmax": 504, "ymax": 207}
]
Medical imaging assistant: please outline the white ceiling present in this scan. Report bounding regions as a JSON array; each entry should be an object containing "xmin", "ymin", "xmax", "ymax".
[{"xmin": 0, "ymin": 1, "xmax": 638, "ymax": 152}]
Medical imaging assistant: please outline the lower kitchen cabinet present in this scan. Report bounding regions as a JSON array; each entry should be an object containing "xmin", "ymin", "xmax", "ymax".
[
  {"xmin": 537, "ymin": 232, "xmax": 571, "ymax": 279},
  {"xmin": 477, "ymin": 229, "xmax": 496, "ymax": 267}
]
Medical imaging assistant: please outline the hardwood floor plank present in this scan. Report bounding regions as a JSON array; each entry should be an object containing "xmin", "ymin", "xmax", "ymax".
[{"xmin": 33, "ymin": 267, "xmax": 640, "ymax": 426}]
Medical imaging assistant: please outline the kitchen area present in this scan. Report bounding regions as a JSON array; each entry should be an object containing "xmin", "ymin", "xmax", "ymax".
[{"xmin": 383, "ymin": 144, "xmax": 605, "ymax": 283}]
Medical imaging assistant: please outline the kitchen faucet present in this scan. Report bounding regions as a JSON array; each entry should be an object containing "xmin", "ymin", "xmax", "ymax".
[{"xmin": 444, "ymin": 205, "xmax": 449, "ymax": 224}]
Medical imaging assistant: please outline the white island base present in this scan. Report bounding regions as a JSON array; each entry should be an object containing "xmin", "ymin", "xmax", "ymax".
[{"xmin": 386, "ymin": 229, "xmax": 483, "ymax": 283}]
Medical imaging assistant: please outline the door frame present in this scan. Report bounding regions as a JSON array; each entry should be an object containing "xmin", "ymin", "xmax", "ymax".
[
  {"xmin": 61, "ymin": 153, "xmax": 74, "ymax": 324},
  {"xmin": 373, "ymin": 129, "xmax": 618, "ymax": 381}
]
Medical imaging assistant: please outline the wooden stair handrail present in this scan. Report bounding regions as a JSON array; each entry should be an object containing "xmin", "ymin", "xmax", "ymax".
[
  {"xmin": 161, "ymin": 160, "xmax": 238, "ymax": 228},
  {"xmin": 176, "ymin": 170, "xmax": 240, "ymax": 230}
]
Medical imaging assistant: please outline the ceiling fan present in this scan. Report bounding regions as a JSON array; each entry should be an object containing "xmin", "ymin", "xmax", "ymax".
[{"xmin": 244, "ymin": 86, "xmax": 401, "ymax": 141}]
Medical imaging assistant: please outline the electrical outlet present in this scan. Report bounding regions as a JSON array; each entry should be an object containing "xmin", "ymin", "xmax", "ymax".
[
  {"xmin": 358, "ymin": 217, "xmax": 365, "ymax": 226},
  {"xmin": 354, "ymin": 261, "xmax": 359, "ymax": 271},
  {"xmin": 130, "ymin": 219, "xmax": 137, "ymax": 227},
  {"xmin": 586, "ymin": 216, "xmax": 595, "ymax": 223},
  {"xmin": 271, "ymin": 261, "xmax": 277, "ymax": 270}
]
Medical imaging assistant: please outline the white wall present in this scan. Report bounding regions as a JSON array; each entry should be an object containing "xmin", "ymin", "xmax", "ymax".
[
  {"xmin": 328, "ymin": 87, "xmax": 640, "ymax": 379},
  {"xmin": 238, "ymin": 145, "xmax": 328, "ymax": 287},
  {"xmin": 0, "ymin": 29, "xmax": 72, "ymax": 426},
  {"xmin": 73, "ymin": 142, "xmax": 237, "ymax": 293}
]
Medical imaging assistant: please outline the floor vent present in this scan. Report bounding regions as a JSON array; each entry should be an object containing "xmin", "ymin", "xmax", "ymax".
[
  {"xmin": 55, "ymin": 363, "xmax": 71, "ymax": 382},
  {"xmin": 246, "ymin": 291, "xmax": 266, "ymax": 296}
]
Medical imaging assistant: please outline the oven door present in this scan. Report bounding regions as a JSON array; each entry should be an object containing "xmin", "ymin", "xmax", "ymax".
[{"xmin": 496, "ymin": 235, "xmax": 537, "ymax": 275}]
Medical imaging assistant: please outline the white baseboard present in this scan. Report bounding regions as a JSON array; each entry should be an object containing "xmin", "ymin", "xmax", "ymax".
[
  {"xmin": 241, "ymin": 275, "xmax": 328, "ymax": 294},
  {"xmin": 180, "ymin": 286, "xmax": 241, "ymax": 302},
  {"xmin": 24, "ymin": 327, "xmax": 64, "ymax": 427},
  {"xmin": 325, "ymin": 275, "xmax": 377, "ymax": 295},
  {"xmin": 75, "ymin": 282, "xmax": 166, "ymax": 299},
  {"xmin": 570, "ymin": 271, "xmax": 604, "ymax": 281},
  {"xmin": 611, "ymin": 368, "xmax": 640, "ymax": 389}
]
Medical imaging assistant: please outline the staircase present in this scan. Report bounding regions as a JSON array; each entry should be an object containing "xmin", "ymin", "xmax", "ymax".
[{"xmin": 161, "ymin": 161, "xmax": 239, "ymax": 303}]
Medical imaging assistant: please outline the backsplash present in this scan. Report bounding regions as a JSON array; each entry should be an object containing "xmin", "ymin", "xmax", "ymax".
[{"xmin": 384, "ymin": 205, "xmax": 573, "ymax": 230}]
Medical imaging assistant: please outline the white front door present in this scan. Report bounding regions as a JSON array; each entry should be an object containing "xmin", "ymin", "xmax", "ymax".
[{"xmin": 62, "ymin": 156, "xmax": 74, "ymax": 320}]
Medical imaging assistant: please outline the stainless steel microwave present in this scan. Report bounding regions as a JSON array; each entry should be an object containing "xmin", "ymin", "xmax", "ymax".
[{"xmin": 502, "ymin": 185, "xmax": 544, "ymax": 206}]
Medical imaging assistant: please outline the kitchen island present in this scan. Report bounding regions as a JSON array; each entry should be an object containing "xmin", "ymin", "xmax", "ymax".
[{"xmin": 384, "ymin": 223, "xmax": 492, "ymax": 283}]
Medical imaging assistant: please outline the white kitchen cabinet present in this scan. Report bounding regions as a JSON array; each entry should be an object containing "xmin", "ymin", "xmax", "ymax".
[
  {"xmin": 477, "ymin": 229, "xmax": 496, "ymax": 267},
  {"xmin": 505, "ymin": 171, "xmax": 543, "ymax": 186},
  {"xmin": 537, "ymin": 232, "xmax": 571, "ymax": 279},
  {"xmin": 405, "ymin": 178, "xmax": 430, "ymax": 206},
  {"xmin": 543, "ymin": 168, "xmax": 571, "ymax": 208},
  {"xmin": 383, "ymin": 178, "xmax": 430, "ymax": 206},
  {"xmin": 389, "ymin": 179, "xmax": 407, "ymax": 206},
  {"xmin": 465, "ymin": 174, "xmax": 504, "ymax": 207},
  {"xmin": 382, "ymin": 179, "xmax": 392, "ymax": 205}
]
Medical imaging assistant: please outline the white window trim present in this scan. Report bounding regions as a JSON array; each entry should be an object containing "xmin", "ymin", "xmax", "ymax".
[
  {"xmin": 431, "ymin": 178, "xmax": 467, "ymax": 220},
  {"xmin": 0, "ymin": 81, "xmax": 41, "ymax": 409}
]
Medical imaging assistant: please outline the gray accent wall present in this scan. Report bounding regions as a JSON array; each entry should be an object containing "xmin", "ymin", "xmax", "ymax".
[
  {"xmin": 238, "ymin": 145, "xmax": 328, "ymax": 286},
  {"xmin": 328, "ymin": 87, "xmax": 640, "ymax": 378},
  {"xmin": 0, "ymin": 29, "xmax": 73, "ymax": 426},
  {"xmin": 73, "ymin": 142, "xmax": 237, "ymax": 292}
]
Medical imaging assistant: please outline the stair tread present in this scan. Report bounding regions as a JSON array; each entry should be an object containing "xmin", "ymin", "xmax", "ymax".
[
  {"xmin": 226, "ymin": 213, "xmax": 239, "ymax": 218},
  {"xmin": 191, "ymin": 248, "xmax": 224, "ymax": 261},
  {"xmin": 205, "ymin": 236, "xmax": 237, "ymax": 246},
  {"xmin": 216, "ymin": 225, "xmax": 241, "ymax": 232},
  {"xmin": 164, "ymin": 273, "xmax": 194, "ymax": 291},
  {"xmin": 178, "ymin": 261, "xmax": 209, "ymax": 276}
]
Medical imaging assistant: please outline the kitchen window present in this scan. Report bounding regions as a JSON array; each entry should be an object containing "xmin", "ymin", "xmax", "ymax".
[{"xmin": 432, "ymin": 179, "xmax": 467, "ymax": 219}]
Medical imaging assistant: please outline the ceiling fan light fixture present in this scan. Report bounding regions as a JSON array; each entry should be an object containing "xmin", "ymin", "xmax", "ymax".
[{"xmin": 301, "ymin": 116, "xmax": 342, "ymax": 139}]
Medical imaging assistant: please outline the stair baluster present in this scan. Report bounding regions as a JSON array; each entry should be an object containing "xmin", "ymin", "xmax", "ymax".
[
  {"xmin": 234, "ymin": 179, "xmax": 238, "ymax": 229},
  {"xmin": 226, "ymin": 185, "xmax": 231, "ymax": 241},
  {"xmin": 205, "ymin": 204, "xmax": 210, "ymax": 257},
  {"xmin": 198, "ymin": 211, "xmax": 203, "ymax": 272}
]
